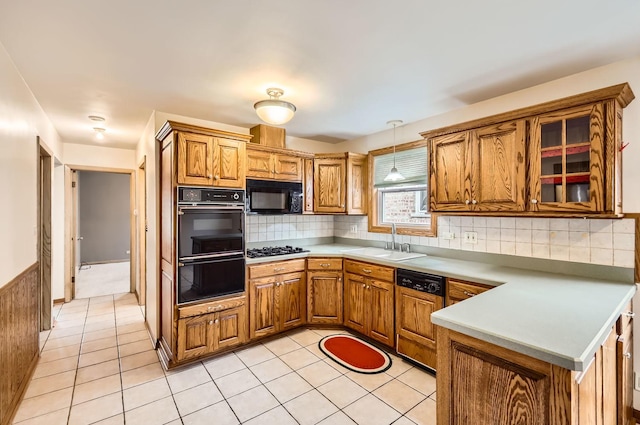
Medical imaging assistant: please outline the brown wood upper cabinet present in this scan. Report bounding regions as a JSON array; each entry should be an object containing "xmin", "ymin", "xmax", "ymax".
[
  {"xmin": 429, "ymin": 120, "xmax": 526, "ymax": 212},
  {"xmin": 423, "ymin": 83, "xmax": 634, "ymax": 215},
  {"xmin": 314, "ymin": 153, "xmax": 367, "ymax": 214},
  {"xmin": 246, "ymin": 144, "xmax": 306, "ymax": 182}
]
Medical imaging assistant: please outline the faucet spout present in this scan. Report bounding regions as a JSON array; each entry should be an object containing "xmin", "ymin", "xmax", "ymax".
[{"xmin": 391, "ymin": 223, "xmax": 396, "ymax": 251}]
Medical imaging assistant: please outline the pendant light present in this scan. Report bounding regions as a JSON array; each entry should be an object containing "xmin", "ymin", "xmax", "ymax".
[
  {"xmin": 384, "ymin": 120, "xmax": 405, "ymax": 182},
  {"xmin": 254, "ymin": 88, "xmax": 296, "ymax": 125}
]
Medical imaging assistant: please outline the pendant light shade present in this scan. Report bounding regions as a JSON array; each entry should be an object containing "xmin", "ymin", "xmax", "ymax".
[
  {"xmin": 254, "ymin": 88, "xmax": 296, "ymax": 125},
  {"xmin": 384, "ymin": 120, "xmax": 405, "ymax": 182}
]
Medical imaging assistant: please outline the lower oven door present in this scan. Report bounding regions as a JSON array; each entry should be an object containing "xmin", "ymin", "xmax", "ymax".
[{"xmin": 177, "ymin": 254, "xmax": 245, "ymax": 305}]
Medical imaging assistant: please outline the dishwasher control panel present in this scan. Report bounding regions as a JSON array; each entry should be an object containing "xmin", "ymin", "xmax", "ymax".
[{"xmin": 396, "ymin": 269, "xmax": 445, "ymax": 297}]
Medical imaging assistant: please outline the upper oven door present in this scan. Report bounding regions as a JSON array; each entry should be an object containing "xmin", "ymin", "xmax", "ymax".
[{"xmin": 178, "ymin": 206, "xmax": 244, "ymax": 260}]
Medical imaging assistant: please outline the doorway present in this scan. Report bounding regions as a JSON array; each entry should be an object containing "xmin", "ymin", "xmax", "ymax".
[
  {"xmin": 65, "ymin": 166, "xmax": 136, "ymax": 300},
  {"xmin": 37, "ymin": 138, "xmax": 52, "ymax": 331}
]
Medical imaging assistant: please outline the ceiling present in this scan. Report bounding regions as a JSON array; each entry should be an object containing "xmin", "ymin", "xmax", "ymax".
[{"xmin": 1, "ymin": 1, "xmax": 639, "ymax": 149}]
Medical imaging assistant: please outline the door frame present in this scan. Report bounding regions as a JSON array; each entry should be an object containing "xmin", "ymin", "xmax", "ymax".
[
  {"xmin": 64, "ymin": 165, "xmax": 136, "ymax": 301},
  {"xmin": 137, "ymin": 157, "xmax": 147, "ymax": 311},
  {"xmin": 37, "ymin": 137, "xmax": 53, "ymax": 330}
]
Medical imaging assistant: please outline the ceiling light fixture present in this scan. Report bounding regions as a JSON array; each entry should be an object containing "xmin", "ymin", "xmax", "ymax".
[
  {"xmin": 254, "ymin": 88, "xmax": 296, "ymax": 125},
  {"xmin": 384, "ymin": 120, "xmax": 405, "ymax": 182},
  {"xmin": 93, "ymin": 127, "xmax": 106, "ymax": 140},
  {"xmin": 88, "ymin": 115, "xmax": 105, "ymax": 122}
]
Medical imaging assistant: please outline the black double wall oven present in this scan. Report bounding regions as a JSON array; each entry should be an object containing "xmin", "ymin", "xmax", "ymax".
[{"xmin": 177, "ymin": 187, "xmax": 246, "ymax": 305}]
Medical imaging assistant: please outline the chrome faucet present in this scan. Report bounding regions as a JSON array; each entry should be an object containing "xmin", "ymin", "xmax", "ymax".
[{"xmin": 391, "ymin": 223, "xmax": 397, "ymax": 251}]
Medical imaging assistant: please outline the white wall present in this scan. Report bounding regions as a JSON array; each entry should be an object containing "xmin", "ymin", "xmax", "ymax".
[
  {"xmin": 63, "ymin": 143, "xmax": 137, "ymax": 170},
  {"xmin": 0, "ymin": 41, "xmax": 62, "ymax": 287}
]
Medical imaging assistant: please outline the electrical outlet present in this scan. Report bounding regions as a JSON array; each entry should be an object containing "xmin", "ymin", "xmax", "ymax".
[
  {"xmin": 350, "ymin": 225, "xmax": 358, "ymax": 233},
  {"xmin": 463, "ymin": 231, "xmax": 478, "ymax": 244},
  {"xmin": 442, "ymin": 232, "xmax": 455, "ymax": 240}
]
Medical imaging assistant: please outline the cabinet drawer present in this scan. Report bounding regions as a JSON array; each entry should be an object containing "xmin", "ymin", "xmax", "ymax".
[
  {"xmin": 178, "ymin": 296, "xmax": 246, "ymax": 319},
  {"xmin": 344, "ymin": 260, "xmax": 394, "ymax": 282},
  {"xmin": 447, "ymin": 279, "xmax": 492, "ymax": 304},
  {"xmin": 617, "ymin": 301, "xmax": 634, "ymax": 334},
  {"xmin": 307, "ymin": 258, "xmax": 343, "ymax": 271},
  {"xmin": 248, "ymin": 259, "xmax": 306, "ymax": 279}
]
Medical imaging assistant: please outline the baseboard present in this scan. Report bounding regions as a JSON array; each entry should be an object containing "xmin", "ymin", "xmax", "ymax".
[
  {"xmin": 2, "ymin": 353, "xmax": 39, "ymax": 425},
  {"xmin": 53, "ymin": 297, "xmax": 65, "ymax": 305}
]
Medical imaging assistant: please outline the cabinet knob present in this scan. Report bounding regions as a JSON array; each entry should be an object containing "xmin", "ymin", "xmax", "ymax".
[
  {"xmin": 624, "ymin": 352, "xmax": 632, "ymax": 359},
  {"xmin": 362, "ymin": 268, "xmax": 372, "ymax": 274},
  {"xmin": 338, "ymin": 277, "xmax": 342, "ymax": 282},
  {"xmin": 274, "ymin": 267, "xmax": 285, "ymax": 272},
  {"xmin": 276, "ymin": 282, "xmax": 281, "ymax": 287},
  {"xmin": 207, "ymin": 306, "xmax": 213, "ymax": 311},
  {"xmin": 208, "ymin": 320, "xmax": 214, "ymax": 325},
  {"xmin": 367, "ymin": 285, "xmax": 371, "ymax": 290},
  {"xmin": 623, "ymin": 311, "xmax": 635, "ymax": 318},
  {"xmin": 214, "ymin": 319, "xmax": 219, "ymax": 324},
  {"xmin": 463, "ymin": 291, "xmax": 476, "ymax": 297},
  {"xmin": 531, "ymin": 199, "xmax": 538, "ymax": 204},
  {"xmin": 207, "ymin": 174, "xmax": 213, "ymax": 179},
  {"xmin": 362, "ymin": 283, "xmax": 366, "ymax": 288},
  {"xmin": 465, "ymin": 200, "xmax": 470, "ymax": 205},
  {"xmin": 320, "ymin": 263, "xmax": 330, "ymax": 268},
  {"xmin": 471, "ymin": 200, "xmax": 477, "ymax": 205},
  {"xmin": 214, "ymin": 175, "xmax": 220, "ymax": 180}
]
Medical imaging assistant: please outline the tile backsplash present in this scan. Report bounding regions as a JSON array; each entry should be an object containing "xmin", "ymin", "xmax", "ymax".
[
  {"xmin": 246, "ymin": 215, "xmax": 334, "ymax": 242},
  {"xmin": 334, "ymin": 215, "xmax": 636, "ymax": 268}
]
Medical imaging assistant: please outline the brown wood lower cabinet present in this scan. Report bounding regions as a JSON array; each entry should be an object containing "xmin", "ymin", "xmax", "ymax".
[
  {"xmin": 307, "ymin": 258, "xmax": 343, "ymax": 324},
  {"xmin": 446, "ymin": 278, "xmax": 492, "ymax": 305},
  {"xmin": 343, "ymin": 260, "xmax": 395, "ymax": 347},
  {"xmin": 617, "ymin": 305, "xmax": 634, "ymax": 425},
  {"xmin": 248, "ymin": 259, "xmax": 307, "ymax": 339},
  {"xmin": 436, "ymin": 317, "xmax": 631, "ymax": 425},
  {"xmin": 176, "ymin": 297, "xmax": 247, "ymax": 362},
  {"xmin": 395, "ymin": 286, "xmax": 443, "ymax": 369}
]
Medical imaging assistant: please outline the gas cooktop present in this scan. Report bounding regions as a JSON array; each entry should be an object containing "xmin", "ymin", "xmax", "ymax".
[{"xmin": 246, "ymin": 246, "xmax": 309, "ymax": 258}]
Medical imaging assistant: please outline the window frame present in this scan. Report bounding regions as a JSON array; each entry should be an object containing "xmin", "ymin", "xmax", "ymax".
[{"xmin": 367, "ymin": 140, "xmax": 437, "ymax": 237}]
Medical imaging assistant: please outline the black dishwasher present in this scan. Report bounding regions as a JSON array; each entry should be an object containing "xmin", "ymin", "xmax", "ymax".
[{"xmin": 395, "ymin": 268, "xmax": 446, "ymax": 371}]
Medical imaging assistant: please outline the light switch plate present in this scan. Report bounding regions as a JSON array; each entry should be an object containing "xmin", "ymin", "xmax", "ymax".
[{"xmin": 442, "ymin": 232, "xmax": 455, "ymax": 240}]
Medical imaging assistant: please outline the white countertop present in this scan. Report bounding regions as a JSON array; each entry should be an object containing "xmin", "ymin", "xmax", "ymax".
[{"xmin": 246, "ymin": 243, "xmax": 636, "ymax": 371}]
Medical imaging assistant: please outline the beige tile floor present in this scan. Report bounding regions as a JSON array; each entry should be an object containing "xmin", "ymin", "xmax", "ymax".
[
  {"xmin": 16, "ymin": 293, "xmax": 437, "ymax": 425},
  {"xmin": 75, "ymin": 262, "xmax": 130, "ymax": 299}
]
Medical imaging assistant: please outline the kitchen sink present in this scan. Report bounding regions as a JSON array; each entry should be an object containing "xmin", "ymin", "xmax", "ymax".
[{"xmin": 341, "ymin": 247, "xmax": 426, "ymax": 261}]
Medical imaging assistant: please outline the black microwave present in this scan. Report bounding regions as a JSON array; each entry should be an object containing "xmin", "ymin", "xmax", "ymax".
[{"xmin": 246, "ymin": 179, "xmax": 303, "ymax": 214}]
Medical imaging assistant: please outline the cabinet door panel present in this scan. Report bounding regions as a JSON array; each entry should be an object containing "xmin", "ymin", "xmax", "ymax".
[
  {"xmin": 368, "ymin": 280, "xmax": 394, "ymax": 347},
  {"xmin": 308, "ymin": 272, "xmax": 343, "ymax": 324},
  {"xmin": 246, "ymin": 148, "xmax": 273, "ymax": 179},
  {"xmin": 214, "ymin": 138, "xmax": 245, "ymax": 188},
  {"xmin": 279, "ymin": 272, "xmax": 306, "ymax": 330},
  {"xmin": 178, "ymin": 132, "xmax": 213, "ymax": 186},
  {"xmin": 177, "ymin": 314, "xmax": 213, "ymax": 361},
  {"xmin": 347, "ymin": 156, "xmax": 367, "ymax": 214},
  {"xmin": 249, "ymin": 278, "xmax": 277, "ymax": 339},
  {"xmin": 343, "ymin": 273, "xmax": 366, "ymax": 334},
  {"xmin": 275, "ymin": 155, "xmax": 303, "ymax": 181},
  {"xmin": 617, "ymin": 324, "xmax": 633, "ymax": 425},
  {"xmin": 216, "ymin": 305, "xmax": 247, "ymax": 350},
  {"xmin": 314, "ymin": 159, "xmax": 346, "ymax": 213},
  {"xmin": 304, "ymin": 158, "xmax": 314, "ymax": 212},
  {"xmin": 473, "ymin": 121, "xmax": 526, "ymax": 211},
  {"xmin": 429, "ymin": 132, "xmax": 471, "ymax": 211}
]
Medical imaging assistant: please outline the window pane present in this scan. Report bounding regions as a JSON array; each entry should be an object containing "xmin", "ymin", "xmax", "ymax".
[
  {"xmin": 380, "ymin": 189, "xmax": 429, "ymax": 224},
  {"xmin": 373, "ymin": 147, "xmax": 428, "ymax": 187}
]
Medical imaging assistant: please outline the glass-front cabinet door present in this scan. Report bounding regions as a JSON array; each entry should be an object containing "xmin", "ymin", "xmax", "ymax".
[{"xmin": 529, "ymin": 103, "xmax": 604, "ymax": 212}]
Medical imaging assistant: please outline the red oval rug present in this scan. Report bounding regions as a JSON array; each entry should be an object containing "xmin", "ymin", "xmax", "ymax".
[{"xmin": 319, "ymin": 334, "xmax": 392, "ymax": 374}]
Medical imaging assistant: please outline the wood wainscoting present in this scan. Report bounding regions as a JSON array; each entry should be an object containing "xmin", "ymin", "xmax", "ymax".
[{"xmin": 0, "ymin": 263, "xmax": 40, "ymax": 425}]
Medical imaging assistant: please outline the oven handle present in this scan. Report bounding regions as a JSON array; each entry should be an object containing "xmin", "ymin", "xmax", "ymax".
[
  {"xmin": 179, "ymin": 251, "xmax": 245, "ymax": 263},
  {"xmin": 178, "ymin": 205, "xmax": 244, "ymax": 213}
]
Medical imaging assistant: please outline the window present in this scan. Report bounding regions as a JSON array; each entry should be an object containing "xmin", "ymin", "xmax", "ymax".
[{"xmin": 368, "ymin": 142, "xmax": 435, "ymax": 236}]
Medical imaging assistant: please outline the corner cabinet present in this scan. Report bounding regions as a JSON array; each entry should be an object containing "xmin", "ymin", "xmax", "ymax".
[
  {"xmin": 423, "ymin": 83, "xmax": 634, "ymax": 215},
  {"xmin": 247, "ymin": 259, "xmax": 307, "ymax": 339},
  {"xmin": 343, "ymin": 260, "xmax": 394, "ymax": 347},
  {"xmin": 307, "ymin": 258, "xmax": 343, "ymax": 324},
  {"xmin": 159, "ymin": 120, "xmax": 250, "ymax": 189},
  {"xmin": 155, "ymin": 121, "xmax": 251, "ymax": 369},
  {"xmin": 314, "ymin": 153, "xmax": 367, "ymax": 214}
]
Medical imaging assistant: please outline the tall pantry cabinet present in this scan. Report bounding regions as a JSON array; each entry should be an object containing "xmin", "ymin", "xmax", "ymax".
[{"xmin": 156, "ymin": 121, "xmax": 251, "ymax": 369}]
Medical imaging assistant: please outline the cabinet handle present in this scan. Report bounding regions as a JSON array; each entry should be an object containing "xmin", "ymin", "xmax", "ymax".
[
  {"xmin": 207, "ymin": 306, "xmax": 213, "ymax": 311},
  {"xmin": 624, "ymin": 352, "xmax": 632, "ymax": 359},
  {"xmin": 367, "ymin": 285, "xmax": 371, "ymax": 290},
  {"xmin": 214, "ymin": 319, "xmax": 219, "ymax": 324},
  {"xmin": 274, "ymin": 267, "xmax": 285, "ymax": 272},
  {"xmin": 208, "ymin": 320, "xmax": 214, "ymax": 325},
  {"xmin": 361, "ymin": 283, "xmax": 366, "ymax": 288},
  {"xmin": 276, "ymin": 282, "xmax": 281, "ymax": 287},
  {"xmin": 471, "ymin": 200, "xmax": 477, "ymax": 205},
  {"xmin": 362, "ymin": 268, "xmax": 372, "ymax": 274},
  {"xmin": 531, "ymin": 199, "xmax": 538, "ymax": 204},
  {"xmin": 320, "ymin": 263, "xmax": 331, "ymax": 268},
  {"xmin": 623, "ymin": 311, "xmax": 635, "ymax": 318},
  {"xmin": 214, "ymin": 175, "xmax": 220, "ymax": 180},
  {"xmin": 207, "ymin": 174, "xmax": 212, "ymax": 179},
  {"xmin": 465, "ymin": 200, "xmax": 470, "ymax": 205},
  {"xmin": 463, "ymin": 291, "xmax": 476, "ymax": 297}
]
